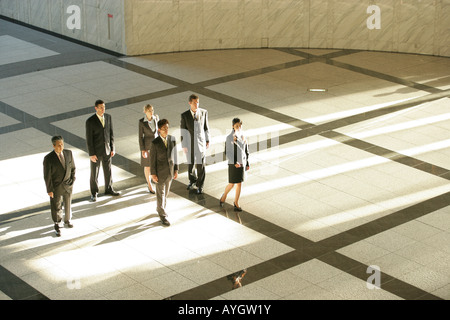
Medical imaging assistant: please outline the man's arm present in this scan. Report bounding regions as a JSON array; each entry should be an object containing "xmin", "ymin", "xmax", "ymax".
[
  {"xmin": 149, "ymin": 142, "xmax": 158, "ymax": 183},
  {"xmin": 86, "ymin": 118, "xmax": 98, "ymax": 162},
  {"xmin": 109, "ymin": 114, "xmax": 115, "ymax": 157},
  {"xmin": 85, "ymin": 118, "xmax": 94, "ymax": 155},
  {"xmin": 180, "ymin": 113, "xmax": 189, "ymax": 153},
  {"xmin": 43, "ymin": 156, "xmax": 54, "ymax": 197},
  {"xmin": 69, "ymin": 150, "xmax": 76, "ymax": 184},
  {"xmin": 204, "ymin": 110, "xmax": 210, "ymax": 148}
]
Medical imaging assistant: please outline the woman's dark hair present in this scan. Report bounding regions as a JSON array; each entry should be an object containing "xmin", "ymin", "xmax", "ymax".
[{"xmin": 232, "ymin": 118, "xmax": 242, "ymax": 126}]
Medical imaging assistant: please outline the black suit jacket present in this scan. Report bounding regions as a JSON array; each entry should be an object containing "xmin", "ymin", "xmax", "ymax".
[
  {"xmin": 150, "ymin": 135, "xmax": 179, "ymax": 182},
  {"xmin": 86, "ymin": 113, "xmax": 114, "ymax": 158},
  {"xmin": 43, "ymin": 149, "xmax": 76, "ymax": 194}
]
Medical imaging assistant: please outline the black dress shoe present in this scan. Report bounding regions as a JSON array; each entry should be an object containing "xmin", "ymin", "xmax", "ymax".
[
  {"xmin": 187, "ymin": 182, "xmax": 195, "ymax": 190},
  {"xmin": 90, "ymin": 194, "xmax": 97, "ymax": 202},
  {"xmin": 54, "ymin": 224, "xmax": 61, "ymax": 237},
  {"xmin": 65, "ymin": 222, "xmax": 74, "ymax": 228},
  {"xmin": 196, "ymin": 188, "xmax": 203, "ymax": 194},
  {"xmin": 161, "ymin": 217, "xmax": 171, "ymax": 226},
  {"xmin": 219, "ymin": 194, "xmax": 225, "ymax": 207},
  {"xmin": 148, "ymin": 186, "xmax": 155, "ymax": 194},
  {"xmin": 234, "ymin": 202, "xmax": 242, "ymax": 212},
  {"xmin": 105, "ymin": 189, "xmax": 120, "ymax": 196}
]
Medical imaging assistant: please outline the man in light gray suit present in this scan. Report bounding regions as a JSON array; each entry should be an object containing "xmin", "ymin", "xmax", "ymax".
[
  {"xmin": 180, "ymin": 94, "xmax": 210, "ymax": 194},
  {"xmin": 150, "ymin": 119, "xmax": 179, "ymax": 226}
]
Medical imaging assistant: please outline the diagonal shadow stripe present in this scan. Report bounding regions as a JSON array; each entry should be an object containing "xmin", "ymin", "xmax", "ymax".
[
  {"xmin": 275, "ymin": 48, "xmax": 443, "ymax": 94},
  {"xmin": 0, "ymin": 265, "xmax": 49, "ymax": 300},
  {"xmin": 326, "ymin": 59, "xmax": 442, "ymax": 94},
  {"xmin": 320, "ymin": 130, "xmax": 450, "ymax": 179}
]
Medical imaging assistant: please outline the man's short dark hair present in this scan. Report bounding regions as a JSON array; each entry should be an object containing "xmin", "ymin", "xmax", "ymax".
[
  {"xmin": 95, "ymin": 99, "xmax": 104, "ymax": 107},
  {"xmin": 51, "ymin": 135, "xmax": 64, "ymax": 145},
  {"xmin": 158, "ymin": 119, "xmax": 169, "ymax": 128},
  {"xmin": 189, "ymin": 94, "xmax": 199, "ymax": 102}
]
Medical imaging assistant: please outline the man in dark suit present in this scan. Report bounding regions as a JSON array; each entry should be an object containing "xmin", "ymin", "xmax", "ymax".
[
  {"xmin": 43, "ymin": 136, "xmax": 76, "ymax": 237},
  {"xmin": 180, "ymin": 94, "xmax": 210, "ymax": 194},
  {"xmin": 150, "ymin": 119, "xmax": 178, "ymax": 226},
  {"xmin": 86, "ymin": 100, "xmax": 120, "ymax": 201}
]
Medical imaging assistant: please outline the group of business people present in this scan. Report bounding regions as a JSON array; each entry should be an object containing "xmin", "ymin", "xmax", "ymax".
[{"xmin": 43, "ymin": 94, "xmax": 250, "ymax": 236}]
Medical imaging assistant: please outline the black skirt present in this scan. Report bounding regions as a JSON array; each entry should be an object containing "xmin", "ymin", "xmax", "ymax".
[
  {"xmin": 228, "ymin": 164, "xmax": 245, "ymax": 183},
  {"xmin": 141, "ymin": 150, "xmax": 151, "ymax": 167}
]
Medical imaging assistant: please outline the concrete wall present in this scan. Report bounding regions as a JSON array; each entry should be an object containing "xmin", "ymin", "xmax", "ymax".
[
  {"xmin": 1, "ymin": 0, "xmax": 449, "ymax": 57},
  {"xmin": 0, "ymin": 0, "xmax": 126, "ymax": 54},
  {"xmin": 124, "ymin": 0, "xmax": 450, "ymax": 57}
]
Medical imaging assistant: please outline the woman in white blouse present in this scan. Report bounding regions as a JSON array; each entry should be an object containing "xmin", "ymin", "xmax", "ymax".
[{"xmin": 220, "ymin": 118, "xmax": 249, "ymax": 211}]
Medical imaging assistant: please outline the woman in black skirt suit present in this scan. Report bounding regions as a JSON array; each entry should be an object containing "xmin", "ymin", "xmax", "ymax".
[
  {"xmin": 139, "ymin": 104, "xmax": 159, "ymax": 194},
  {"xmin": 219, "ymin": 118, "xmax": 249, "ymax": 211}
]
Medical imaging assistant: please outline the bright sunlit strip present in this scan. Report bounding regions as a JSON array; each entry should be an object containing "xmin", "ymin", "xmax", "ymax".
[
  {"xmin": 299, "ymin": 184, "xmax": 450, "ymax": 231},
  {"xmin": 243, "ymin": 135, "xmax": 450, "ymax": 198},
  {"xmin": 243, "ymin": 123, "xmax": 294, "ymax": 137},
  {"xmin": 244, "ymin": 154, "xmax": 390, "ymax": 196},
  {"xmin": 251, "ymin": 136, "xmax": 339, "ymax": 163},
  {"xmin": 1, "ymin": 196, "xmax": 275, "ymax": 285},
  {"xmin": 303, "ymin": 96, "xmax": 421, "ymax": 124},
  {"xmin": 400, "ymin": 139, "xmax": 450, "ymax": 157},
  {"xmin": 348, "ymin": 112, "xmax": 450, "ymax": 139},
  {"xmin": 206, "ymin": 123, "xmax": 294, "ymax": 146}
]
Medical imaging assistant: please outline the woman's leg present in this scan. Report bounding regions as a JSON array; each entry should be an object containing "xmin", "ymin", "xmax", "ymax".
[
  {"xmin": 144, "ymin": 166, "xmax": 154, "ymax": 192},
  {"xmin": 221, "ymin": 183, "xmax": 234, "ymax": 202},
  {"xmin": 234, "ymin": 183, "xmax": 242, "ymax": 207}
]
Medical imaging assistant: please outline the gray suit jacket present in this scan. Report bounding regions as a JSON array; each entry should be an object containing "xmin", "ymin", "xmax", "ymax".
[
  {"xmin": 150, "ymin": 135, "xmax": 179, "ymax": 182},
  {"xmin": 43, "ymin": 149, "xmax": 76, "ymax": 195},
  {"xmin": 180, "ymin": 108, "xmax": 210, "ymax": 162}
]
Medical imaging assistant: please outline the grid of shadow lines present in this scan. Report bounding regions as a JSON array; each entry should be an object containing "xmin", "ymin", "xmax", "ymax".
[{"xmin": 1, "ymin": 36, "xmax": 450, "ymax": 299}]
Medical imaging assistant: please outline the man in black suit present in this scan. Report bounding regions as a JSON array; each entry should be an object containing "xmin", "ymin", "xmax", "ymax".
[
  {"xmin": 43, "ymin": 136, "xmax": 76, "ymax": 237},
  {"xmin": 150, "ymin": 119, "xmax": 178, "ymax": 226},
  {"xmin": 180, "ymin": 94, "xmax": 210, "ymax": 194},
  {"xmin": 85, "ymin": 100, "xmax": 120, "ymax": 201}
]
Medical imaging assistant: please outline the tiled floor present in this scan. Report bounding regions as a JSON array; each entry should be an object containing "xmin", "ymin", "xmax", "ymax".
[{"xmin": 0, "ymin": 18, "xmax": 449, "ymax": 301}]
